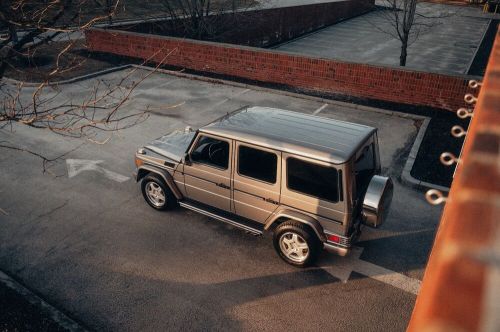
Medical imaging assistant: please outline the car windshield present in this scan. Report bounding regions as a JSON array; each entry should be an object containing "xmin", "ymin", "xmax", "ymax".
[{"xmin": 355, "ymin": 143, "xmax": 375, "ymax": 197}]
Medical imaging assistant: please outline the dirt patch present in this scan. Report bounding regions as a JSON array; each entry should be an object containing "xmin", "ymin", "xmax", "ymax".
[
  {"xmin": 410, "ymin": 112, "xmax": 469, "ymax": 188},
  {"xmin": 3, "ymin": 40, "xmax": 123, "ymax": 83},
  {"xmin": 468, "ymin": 19, "xmax": 500, "ymax": 76},
  {"xmin": 0, "ymin": 282, "xmax": 68, "ymax": 331}
]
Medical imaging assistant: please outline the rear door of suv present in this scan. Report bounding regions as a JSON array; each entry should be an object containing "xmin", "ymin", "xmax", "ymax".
[
  {"xmin": 232, "ymin": 142, "xmax": 281, "ymax": 223},
  {"xmin": 280, "ymin": 153, "xmax": 345, "ymax": 226}
]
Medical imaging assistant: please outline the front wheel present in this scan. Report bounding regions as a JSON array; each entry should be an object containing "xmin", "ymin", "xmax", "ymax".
[
  {"xmin": 141, "ymin": 174, "xmax": 177, "ymax": 211},
  {"xmin": 273, "ymin": 221, "xmax": 321, "ymax": 267}
]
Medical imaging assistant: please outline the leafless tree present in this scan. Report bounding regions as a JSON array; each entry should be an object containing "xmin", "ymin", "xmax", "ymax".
[
  {"xmin": 0, "ymin": 1, "xmax": 170, "ymax": 163},
  {"xmin": 156, "ymin": 0, "xmax": 257, "ymax": 40},
  {"xmin": 384, "ymin": 0, "xmax": 417, "ymax": 66},
  {"xmin": 375, "ymin": 0, "xmax": 450, "ymax": 66}
]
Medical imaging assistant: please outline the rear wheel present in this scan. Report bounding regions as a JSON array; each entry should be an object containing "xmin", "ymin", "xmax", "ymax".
[
  {"xmin": 141, "ymin": 174, "xmax": 177, "ymax": 211},
  {"xmin": 273, "ymin": 220, "xmax": 321, "ymax": 267}
]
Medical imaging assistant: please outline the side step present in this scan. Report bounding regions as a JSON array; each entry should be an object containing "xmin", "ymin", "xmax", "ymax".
[{"xmin": 179, "ymin": 201, "xmax": 264, "ymax": 236}]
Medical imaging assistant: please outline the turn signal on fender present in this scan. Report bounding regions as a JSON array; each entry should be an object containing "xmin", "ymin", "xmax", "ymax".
[{"xmin": 135, "ymin": 157, "xmax": 144, "ymax": 168}]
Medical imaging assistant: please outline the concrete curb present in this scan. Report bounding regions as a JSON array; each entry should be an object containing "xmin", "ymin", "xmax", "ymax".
[
  {"xmin": 2, "ymin": 63, "xmax": 430, "ymax": 120},
  {"xmin": 131, "ymin": 64, "xmax": 429, "ymax": 120},
  {"xmin": 0, "ymin": 270, "xmax": 87, "ymax": 332},
  {"xmin": 2, "ymin": 64, "xmax": 133, "ymax": 87},
  {"xmin": 401, "ymin": 117, "xmax": 451, "ymax": 192},
  {"xmin": 465, "ymin": 18, "xmax": 492, "ymax": 75},
  {"xmin": 0, "ymin": 64, "xmax": 462, "ymax": 121}
]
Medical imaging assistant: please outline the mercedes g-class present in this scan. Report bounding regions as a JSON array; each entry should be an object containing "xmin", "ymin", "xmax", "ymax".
[{"xmin": 134, "ymin": 106, "xmax": 393, "ymax": 267}]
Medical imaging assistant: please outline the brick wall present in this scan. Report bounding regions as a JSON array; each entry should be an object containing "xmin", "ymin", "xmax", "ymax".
[
  {"xmin": 408, "ymin": 28, "xmax": 500, "ymax": 331},
  {"xmin": 86, "ymin": 28, "xmax": 474, "ymax": 111},
  {"xmin": 122, "ymin": 0, "xmax": 374, "ymax": 47}
]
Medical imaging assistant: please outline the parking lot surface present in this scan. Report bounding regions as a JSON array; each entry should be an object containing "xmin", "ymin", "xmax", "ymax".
[
  {"xmin": 274, "ymin": 3, "xmax": 490, "ymax": 74},
  {"xmin": 0, "ymin": 68, "xmax": 442, "ymax": 331}
]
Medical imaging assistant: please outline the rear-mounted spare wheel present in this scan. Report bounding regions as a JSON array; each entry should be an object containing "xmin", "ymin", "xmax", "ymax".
[{"xmin": 362, "ymin": 175, "xmax": 394, "ymax": 228}]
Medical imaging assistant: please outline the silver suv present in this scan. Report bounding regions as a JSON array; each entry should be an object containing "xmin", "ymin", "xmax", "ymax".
[{"xmin": 134, "ymin": 106, "xmax": 393, "ymax": 267}]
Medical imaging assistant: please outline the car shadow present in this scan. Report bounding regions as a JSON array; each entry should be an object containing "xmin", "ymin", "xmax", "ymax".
[{"xmin": 356, "ymin": 228, "xmax": 436, "ymax": 274}]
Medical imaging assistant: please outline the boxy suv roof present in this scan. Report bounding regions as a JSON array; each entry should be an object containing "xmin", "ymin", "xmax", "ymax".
[{"xmin": 202, "ymin": 107, "xmax": 376, "ymax": 164}]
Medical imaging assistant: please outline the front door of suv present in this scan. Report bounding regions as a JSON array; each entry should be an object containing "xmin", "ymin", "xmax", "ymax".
[
  {"xmin": 184, "ymin": 133, "xmax": 232, "ymax": 212},
  {"xmin": 232, "ymin": 142, "xmax": 281, "ymax": 223}
]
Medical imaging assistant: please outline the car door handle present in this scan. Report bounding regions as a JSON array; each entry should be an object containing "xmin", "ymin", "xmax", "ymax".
[
  {"xmin": 264, "ymin": 198, "xmax": 279, "ymax": 205},
  {"xmin": 216, "ymin": 183, "xmax": 230, "ymax": 189}
]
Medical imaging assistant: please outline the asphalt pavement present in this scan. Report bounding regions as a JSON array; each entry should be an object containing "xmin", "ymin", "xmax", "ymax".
[
  {"xmin": 0, "ymin": 68, "xmax": 442, "ymax": 331},
  {"xmin": 274, "ymin": 2, "xmax": 492, "ymax": 75}
]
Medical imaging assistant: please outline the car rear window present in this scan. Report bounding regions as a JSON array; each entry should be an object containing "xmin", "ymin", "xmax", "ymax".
[
  {"xmin": 238, "ymin": 145, "xmax": 277, "ymax": 183},
  {"xmin": 287, "ymin": 157, "xmax": 340, "ymax": 203}
]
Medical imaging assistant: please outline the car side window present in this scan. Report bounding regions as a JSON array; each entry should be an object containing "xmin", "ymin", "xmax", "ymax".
[
  {"xmin": 238, "ymin": 145, "xmax": 277, "ymax": 183},
  {"xmin": 190, "ymin": 135, "xmax": 229, "ymax": 169},
  {"xmin": 287, "ymin": 157, "xmax": 340, "ymax": 203}
]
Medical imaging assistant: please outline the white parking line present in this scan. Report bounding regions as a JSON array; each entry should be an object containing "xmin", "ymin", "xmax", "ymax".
[
  {"xmin": 313, "ymin": 103, "xmax": 328, "ymax": 115},
  {"xmin": 320, "ymin": 247, "xmax": 421, "ymax": 295},
  {"xmin": 202, "ymin": 88, "xmax": 251, "ymax": 112},
  {"xmin": 157, "ymin": 78, "xmax": 180, "ymax": 89}
]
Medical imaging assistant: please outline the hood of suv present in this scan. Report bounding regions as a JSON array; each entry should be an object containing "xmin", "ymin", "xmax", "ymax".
[{"xmin": 145, "ymin": 129, "xmax": 196, "ymax": 162}]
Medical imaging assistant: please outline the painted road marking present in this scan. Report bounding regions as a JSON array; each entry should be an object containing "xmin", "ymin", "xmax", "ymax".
[
  {"xmin": 201, "ymin": 88, "xmax": 251, "ymax": 113},
  {"xmin": 66, "ymin": 159, "xmax": 130, "ymax": 183},
  {"xmin": 320, "ymin": 246, "xmax": 421, "ymax": 295},
  {"xmin": 313, "ymin": 103, "xmax": 328, "ymax": 115},
  {"xmin": 157, "ymin": 78, "xmax": 180, "ymax": 89}
]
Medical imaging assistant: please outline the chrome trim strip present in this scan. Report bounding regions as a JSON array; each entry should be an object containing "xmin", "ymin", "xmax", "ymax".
[{"xmin": 179, "ymin": 201, "xmax": 263, "ymax": 236}]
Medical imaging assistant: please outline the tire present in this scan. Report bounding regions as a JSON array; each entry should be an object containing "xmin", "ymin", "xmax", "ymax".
[
  {"xmin": 273, "ymin": 220, "xmax": 321, "ymax": 267},
  {"xmin": 141, "ymin": 174, "xmax": 177, "ymax": 211}
]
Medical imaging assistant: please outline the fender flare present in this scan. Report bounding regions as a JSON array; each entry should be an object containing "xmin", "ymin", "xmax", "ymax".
[
  {"xmin": 265, "ymin": 209, "xmax": 326, "ymax": 242},
  {"xmin": 137, "ymin": 165, "xmax": 183, "ymax": 200}
]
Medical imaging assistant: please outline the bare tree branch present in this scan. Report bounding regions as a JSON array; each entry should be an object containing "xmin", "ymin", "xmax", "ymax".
[{"xmin": 368, "ymin": 0, "xmax": 449, "ymax": 66}]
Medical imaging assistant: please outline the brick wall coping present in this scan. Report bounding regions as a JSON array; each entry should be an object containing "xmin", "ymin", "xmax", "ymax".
[
  {"xmin": 408, "ymin": 27, "xmax": 500, "ymax": 332},
  {"xmin": 86, "ymin": 28, "xmax": 476, "ymax": 110}
]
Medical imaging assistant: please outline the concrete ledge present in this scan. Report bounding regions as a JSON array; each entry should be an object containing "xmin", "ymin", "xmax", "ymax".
[
  {"xmin": 408, "ymin": 27, "xmax": 500, "ymax": 332},
  {"xmin": 2, "ymin": 64, "xmax": 133, "ymax": 87},
  {"xmin": 0, "ymin": 270, "xmax": 86, "ymax": 332}
]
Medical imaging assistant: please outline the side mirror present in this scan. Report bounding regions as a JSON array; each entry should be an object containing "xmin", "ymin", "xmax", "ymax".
[
  {"xmin": 183, "ymin": 153, "xmax": 192, "ymax": 166},
  {"xmin": 362, "ymin": 175, "xmax": 394, "ymax": 228}
]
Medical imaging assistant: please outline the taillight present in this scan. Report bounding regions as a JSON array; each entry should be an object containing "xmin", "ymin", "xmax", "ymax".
[{"xmin": 327, "ymin": 234, "xmax": 340, "ymax": 243}]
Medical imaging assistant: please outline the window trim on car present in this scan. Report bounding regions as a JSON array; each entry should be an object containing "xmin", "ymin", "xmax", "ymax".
[
  {"xmin": 285, "ymin": 155, "xmax": 343, "ymax": 203},
  {"xmin": 188, "ymin": 133, "xmax": 231, "ymax": 171},
  {"xmin": 236, "ymin": 142, "xmax": 279, "ymax": 185}
]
